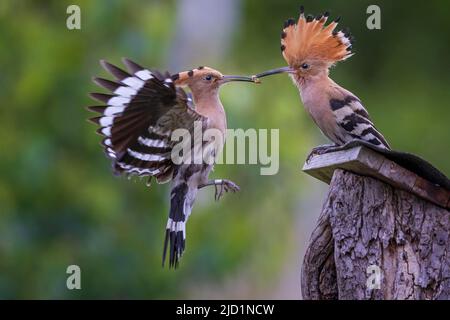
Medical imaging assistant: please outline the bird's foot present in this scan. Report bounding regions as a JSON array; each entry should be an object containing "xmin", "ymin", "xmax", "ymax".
[
  {"xmin": 200, "ymin": 179, "xmax": 240, "ymax": 201},
  {"xmin": 214, "ymin": 179, "xmax": 240, "ymax": 201},
  {"xmin": 306, "ymin": 144, "xmax": 340, "ymax": 163}
]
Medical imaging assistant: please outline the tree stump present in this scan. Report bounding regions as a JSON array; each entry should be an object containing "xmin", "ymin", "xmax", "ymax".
[{"xmin": 301, "ymin": 146, "xmax": 450, "ymax": 300}]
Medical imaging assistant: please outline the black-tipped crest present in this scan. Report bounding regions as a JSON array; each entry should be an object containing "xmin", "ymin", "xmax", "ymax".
[
  {"xmin": 280, "ymin": 6, "xmax": 355, "ymax": 66},
  {"xmin": 284, "ymin": 18, "xmax": 295, "ymax": 28}
]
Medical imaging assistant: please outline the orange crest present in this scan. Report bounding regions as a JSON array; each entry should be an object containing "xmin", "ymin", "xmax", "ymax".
[{"xmin": 281, "ymin": 7, "xmax": 354, "ymax": 67}]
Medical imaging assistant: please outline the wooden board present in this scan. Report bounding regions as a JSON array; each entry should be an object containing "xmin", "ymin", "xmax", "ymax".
[{"xmin": 302, "ymin": 146, "xmax": 450, "ymax": 209}]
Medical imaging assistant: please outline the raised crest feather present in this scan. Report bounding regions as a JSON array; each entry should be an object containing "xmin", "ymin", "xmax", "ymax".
[{"xmin": 281, "ymin": 6, "xmax": 354, "ymax": 67}]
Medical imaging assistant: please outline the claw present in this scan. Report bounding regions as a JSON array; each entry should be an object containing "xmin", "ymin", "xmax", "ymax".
[
  {"xmin": 217, "ymin": 179, "xmax": 239, "ymax": 201},
  {"xmin": 219, "ymin": 182, "xmax": 226, "ymax": 201},
  {"xmin": 214, "ymin": 183, "xmax": 219, "ymax": 201},
  {"xmin": 306, "ymin": 144, "xmax": 339, "ymax": 163},
  {"xmin": 201, "ymin": 179, "xmax": 240, "ymax": 201}
]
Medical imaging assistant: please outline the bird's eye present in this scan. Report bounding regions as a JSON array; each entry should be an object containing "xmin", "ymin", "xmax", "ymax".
[
  {"xmin": 205, "ymin": 74, "xmax": 213, "ymax": 81},
  {"xmin": 301, "ymin": 63, "xmax": 309, "ymax": 69}
]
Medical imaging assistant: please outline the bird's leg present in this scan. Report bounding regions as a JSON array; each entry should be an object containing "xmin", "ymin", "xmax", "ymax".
[
  {"xmin": 199, "ymin": 179, "xmax": 240, "ymax": 201},
  {"xmin": 306, "ymin": 143, "xmax": 341, "ymax": 163}
]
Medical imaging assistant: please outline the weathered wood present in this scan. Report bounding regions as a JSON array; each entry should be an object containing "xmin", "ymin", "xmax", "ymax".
[
  {"xmin": 301, "ymin": 169, "xmax": 450, "ymax": 300},
  {"xmin": 301, "ymin": 203, "xmax": 337, "ymax": 299},
  {"xmin": 303, "ymin": 146, "xmax": 450, "ymax": 209}
]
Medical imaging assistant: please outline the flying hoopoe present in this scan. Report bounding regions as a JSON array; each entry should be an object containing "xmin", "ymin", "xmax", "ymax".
[
  {"xmin": 254, "ymin": 6, "xmax": 390, "ymax": 156},
  {"xmin": 87, "ymin": 59, "xmax": 256, "ymax": 267}
]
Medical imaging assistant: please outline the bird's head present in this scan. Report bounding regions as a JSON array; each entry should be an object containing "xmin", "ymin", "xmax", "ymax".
[
  {"xmin": 253, "ymin": 6, "xmax": 354, "ymax": 84},
  {"xmin": 172, "ymin": 66, "xmax": 256, "ymax": 97}
]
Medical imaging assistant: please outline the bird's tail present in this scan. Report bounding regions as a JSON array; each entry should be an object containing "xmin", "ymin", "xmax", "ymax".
[
  {"xmin": 281, "ymin": 6, "xmax": 354, "ymax": 67},
  {"xmin": 162, "ymin": 181, "xmax": 194, "ymax": 268}
]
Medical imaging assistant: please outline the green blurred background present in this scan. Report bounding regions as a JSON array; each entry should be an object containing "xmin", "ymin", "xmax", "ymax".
[{"xmin": 0, "ymin": 0, "xmax": 449, "ymax": 299}]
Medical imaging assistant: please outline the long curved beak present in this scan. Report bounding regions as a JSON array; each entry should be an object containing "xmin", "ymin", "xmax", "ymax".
[
  {"xmin": 221, "ymin": 75, "xmax": 257, "ymax": 83},
  {"xmin": 253, "ymin": 66, "xmax": 296, "ymax": 79}
]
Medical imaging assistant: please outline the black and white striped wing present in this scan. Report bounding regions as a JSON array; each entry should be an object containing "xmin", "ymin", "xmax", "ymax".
[
  {"xmin": 87, "ymin": 59, "xmax": 206, "ymax": 183},
  {"xmin": 332, "ymin": 96, "xmax": 391, "ymax": 149}
]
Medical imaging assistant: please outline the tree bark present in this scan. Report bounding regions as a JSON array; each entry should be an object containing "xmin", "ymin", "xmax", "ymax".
[{"xmin": 301, "ymin": 169, "xmax": 450, "ymax": 300}]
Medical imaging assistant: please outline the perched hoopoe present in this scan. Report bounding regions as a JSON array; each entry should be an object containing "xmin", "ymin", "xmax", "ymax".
[
  {"xmin": 87, "ymin": 59, "xmax": 256, "ymax": 267},
  {"xmin": 254, "ymin": 6, "xmax": 390, "ymax": 155}
]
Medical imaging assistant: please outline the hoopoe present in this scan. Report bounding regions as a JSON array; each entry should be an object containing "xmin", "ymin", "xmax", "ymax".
[
  {"xmin": 254, "ymin": 6, "xmax": 390, "ymax": 156},
  {"xmin": 88, "ymin": 59, "xmax": 256, "ymax": 268}
]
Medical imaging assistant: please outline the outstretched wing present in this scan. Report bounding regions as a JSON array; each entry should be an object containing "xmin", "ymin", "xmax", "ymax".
[{"xmin": 87, "ymin": 59, "xmax": 207, "ymax": 184}]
